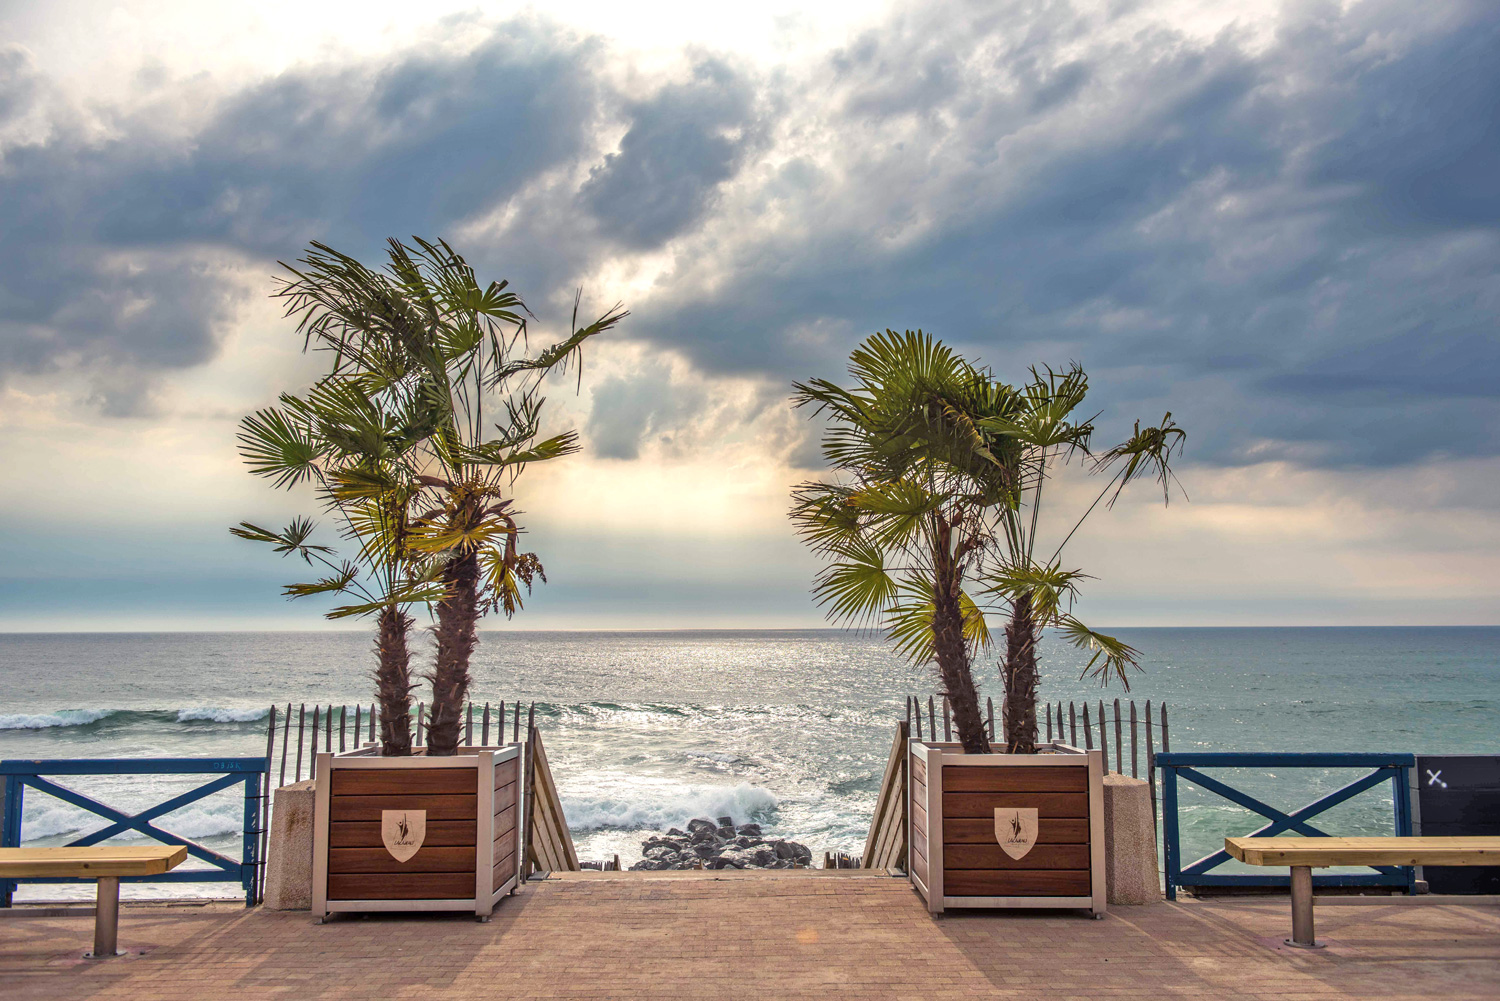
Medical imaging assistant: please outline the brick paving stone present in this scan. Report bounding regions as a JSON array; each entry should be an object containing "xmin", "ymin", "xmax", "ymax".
[{"xmin": 0, "ymin": 876, "xmax": 1496, "ymax": 999}]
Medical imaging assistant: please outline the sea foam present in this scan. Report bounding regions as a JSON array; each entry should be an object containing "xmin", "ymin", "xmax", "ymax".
[
  {"xmin": 561, "ymin": 778, "xmax": 779, "ymax": 831},
  {"xmin": 0, "ymin": 709, "xmax": 115, "ymax": 730},
  {"xmin": 176, "ymin": 707, "xmax": 269, "ymax": 723}
]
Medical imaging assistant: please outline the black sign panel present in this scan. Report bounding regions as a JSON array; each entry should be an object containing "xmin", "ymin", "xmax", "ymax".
[{"xmin": 1416, "ymin": 755, "xmax": 1500, "ymax": 895}]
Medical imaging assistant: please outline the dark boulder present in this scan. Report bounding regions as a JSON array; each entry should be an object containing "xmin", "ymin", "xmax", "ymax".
[{"xmin": 627, "ymin": 816, "xmax": 812, "ymax": 871}]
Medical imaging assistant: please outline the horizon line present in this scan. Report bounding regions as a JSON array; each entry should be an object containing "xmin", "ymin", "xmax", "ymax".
[{"xmin": 2, "ymin": 623, "xmax": 1499, "ymax": 636}]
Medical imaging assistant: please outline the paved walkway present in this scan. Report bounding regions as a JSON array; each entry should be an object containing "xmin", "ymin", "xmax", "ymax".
[{"xmin": 2, "ymin": 875, "xmax": 1497, "ymax": 999}]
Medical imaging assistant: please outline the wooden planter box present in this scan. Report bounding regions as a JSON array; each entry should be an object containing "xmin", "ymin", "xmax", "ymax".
[
  {"xmin": 909, "ymin": 741, "xmax": 1105, "ymax": 914},
  {"xmin": 311, "ymin": 745, "xmax": 521, "ymax": 920}
]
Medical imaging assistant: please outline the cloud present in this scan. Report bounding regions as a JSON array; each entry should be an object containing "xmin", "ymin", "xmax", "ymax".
[
  {"xmin": 582, "ymin": 56, "xmax": 767, "ymax": 248},
  {"xmin": 2, "ymin": 0, "xmax": 1497, "ymax": 471},
  {"xmin": 0, "ymin": 21, "xmax": 604, "ymax": 409},
  {"xmin": 612, "ymin": 0, "xmax": 1500, "ymax": 468}
]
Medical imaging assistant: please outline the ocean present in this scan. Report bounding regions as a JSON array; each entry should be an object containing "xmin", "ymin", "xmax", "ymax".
[{"xmin": 1, "ymin": 627, "xmax": 1495, "ymax": 900}]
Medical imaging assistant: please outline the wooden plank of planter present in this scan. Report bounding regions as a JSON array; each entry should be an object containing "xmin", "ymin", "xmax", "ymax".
[
  {"xmin": 329, "ymin": 820, "xmax": 477, "ymax": 847},
  {"xmin": 494, "ymin": 758, "xmax": 519, "ymax": 790},
  {"xmin": 941, "ymin": 767, "xmax": 1087, "ymax": 793},
  {"xmin": 942, "ymin": 844, "xmax": 1091, "ymax": 870},
  {"xmin": 328, "ymin": 872, "xmax": 473, "ymax": 901},
  {"xmin": 328, "ymin": 847, "xmax": 477, "ymax": 874},
  {"xmin": 943, "ymin": 869, "xmax": 1091, "ymax": 896},
  {"xmin": 492, "ymin": 848, "xmax": 517, "ymax": 888},
  {"xmin": 944, "ymin": 818, "xmax": 1090, "ymax": 844},
  {"xmin": 494, "ymin": 802, "xmax": 517, "ymax": 839},
  {"xmin": 331, "ymin": 768, "xmax": 479, "ymax": 796},
  {"xmin": 942, "ymin": 792, "xmax": 1089, "ymax": 818},
  {"xmin": 330, "ymin": 794, "xmax": 478, "ymax": 823}
]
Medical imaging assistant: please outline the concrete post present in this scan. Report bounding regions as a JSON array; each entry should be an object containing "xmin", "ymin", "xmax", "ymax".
[
  {"xmin": 1102, "ymin": 773, "xmax": 1161, "ymax": 905},
  {"xmin": 262, "ymin": 780, "xmax": 316, "ymax": 910}
]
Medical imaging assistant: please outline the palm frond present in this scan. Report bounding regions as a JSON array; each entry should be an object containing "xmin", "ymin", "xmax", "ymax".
[{"xmin": 1057, "ymin": 615, "xmax": 1140, "ymax": 689}]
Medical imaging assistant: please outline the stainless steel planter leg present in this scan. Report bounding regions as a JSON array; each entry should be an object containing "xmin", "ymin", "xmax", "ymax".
[
  {"xmin": 87, "ymin": 876, "xmax": 124, "ymax": 958},
  {"xmin": 1285, "ymin": 866, "xmax": 1323, "ymax": 949}
]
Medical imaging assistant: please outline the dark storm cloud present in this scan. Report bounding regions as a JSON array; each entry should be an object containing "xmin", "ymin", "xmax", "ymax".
[
  {"xmin": 622, "ymin": 0, "xmax": 1500, "ymax": 468},
  {"xmin": 3, "ymin": 1, "xmax": 1497, "ymax": 471},
  {"xmin": 582, "ymin": 57, "xmax": 765, "ymax": 247},
  {"xmin": 0, "ymin": 24, "xmax": 605, "ymax": 406}
]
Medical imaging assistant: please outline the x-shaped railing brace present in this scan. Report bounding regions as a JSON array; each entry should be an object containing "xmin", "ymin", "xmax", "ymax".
[
  {"xmin": 1177, "ymin": 764, "xmax": 1403, "ymax": 877},
  {"xmin": 19, "ymin": 774, "xmax": 242, "ymax": 874}
]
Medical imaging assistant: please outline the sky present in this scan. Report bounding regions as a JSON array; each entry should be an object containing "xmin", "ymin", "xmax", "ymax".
[{"xmin": 0, "ymin": 0, "xmax": 1497, "ymax": 630}]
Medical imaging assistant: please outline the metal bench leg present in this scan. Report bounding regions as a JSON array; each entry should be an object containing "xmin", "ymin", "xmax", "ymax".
[
  {"xmin": 86, "ymin": 876, "xmax": 124, "ymax": 958},
  {"xmin": 1285, "ymin": 866, "xmax": 1323, "ymax": 949}
]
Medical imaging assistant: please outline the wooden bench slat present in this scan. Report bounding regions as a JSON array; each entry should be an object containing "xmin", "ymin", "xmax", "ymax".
[
  {"xmin": 1226, "ymin": 836, "xmax": 1500, "ymax": 868},
  {"xmin": 0, "ymin": 846, "xmax": 189, "ymax": 878}
]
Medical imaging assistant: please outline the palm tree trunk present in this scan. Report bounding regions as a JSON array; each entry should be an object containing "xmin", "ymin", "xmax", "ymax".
[
  {"xmin": 375, "ymin": 606, "xmax": 414, "ymax": 756},
  {"xmin": 427, "ymin": 549, "xmax": 480, "ymax": 756},
  {"xmin": 1002, "ymin": 591, "xmax": 1039, "ymax": 753},
  {"xmin": 931, "ymin": 520, "xmax": 991, "ymax": 755}
]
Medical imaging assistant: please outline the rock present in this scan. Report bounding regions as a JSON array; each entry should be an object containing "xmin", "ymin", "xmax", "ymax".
[
  {"xmin": 720, "ymin": 845, "xmax": 778, "ymax": 869},
  {"xmin": 633, "ymin": 816, "xmax": 812, "ymax": 871}
]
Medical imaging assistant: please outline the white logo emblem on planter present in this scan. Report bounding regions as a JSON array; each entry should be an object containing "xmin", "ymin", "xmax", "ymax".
[
  {"xmin": 994, "ymin": 808, "xmax": 1038, "ymax": 860},
  {"xmin": 382, "ymin": 810, "xmax": 426, "ymax": 863}
]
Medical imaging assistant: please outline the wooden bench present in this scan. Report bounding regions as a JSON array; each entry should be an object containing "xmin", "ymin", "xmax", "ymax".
[
  {"xmin": 0, "ymin": 846, "xmax": 188, "ymax": 957},
  {"xmin": 1225, "ymin": 836, "xmax": 1500, "ymax": 948}
]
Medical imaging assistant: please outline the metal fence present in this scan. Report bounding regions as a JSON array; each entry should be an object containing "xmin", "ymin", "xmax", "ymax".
[
  {"xmin": 0, "ymin": 757, "xmax": 266, "ymax": 907},
  {"xmin": 1156, "ymin": 751, "xmax": 1417, "ymax": 899}
]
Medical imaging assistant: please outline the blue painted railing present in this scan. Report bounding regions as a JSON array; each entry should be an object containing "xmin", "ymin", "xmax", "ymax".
[
  {"xmin": 1, "ymin": 758, "xmax": 267, "ymax": 907},
  {"xmin": 1157, "ymin": 752, "xmax": 1416, "ymax": 900}
]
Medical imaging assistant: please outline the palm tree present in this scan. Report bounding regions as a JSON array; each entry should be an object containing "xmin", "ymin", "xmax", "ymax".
[
  {"xmin": 233, "ymin": 373, "xmax": 446, "ymax": 756},
  {"xmin": 791, "ymin": 331, "xmax": 1020, "ymax": 754},
  {"xmin": 977, "ymin": 365, "xmax": 1186, "ymax": 753},
  {"xmin": 276, "ymin": 237, "xmax": 626, "ymax": 755}
]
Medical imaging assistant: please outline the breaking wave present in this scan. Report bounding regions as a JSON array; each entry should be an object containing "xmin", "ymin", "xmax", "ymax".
[
  {"xmin": 0, "ymin": 709, "xmax": 116, "ymax": 730},
  {"xmin": 561, "ymin": 778, "xmax": 779, "ymax": 831},
  {"xmin": 0, "ymin": 707, "xmax": 270, "ymax": 730},
  {"xmin": 176, "ymin": 707, "xmax": 269, "ymax": 723}
]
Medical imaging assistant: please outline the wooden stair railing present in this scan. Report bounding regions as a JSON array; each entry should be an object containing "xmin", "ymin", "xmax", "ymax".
[{"xmin": 861, "ymin": 720, "xmax": 908, "ymax": 870}]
